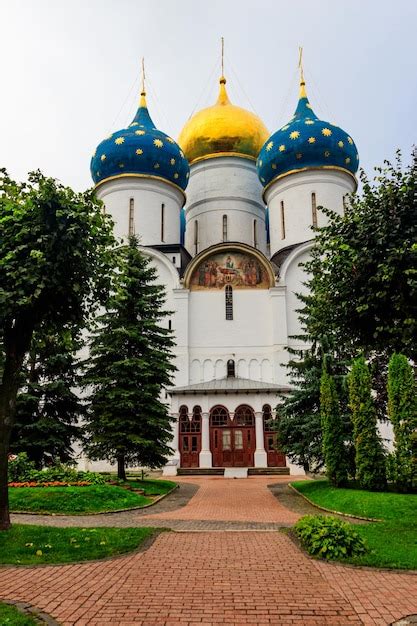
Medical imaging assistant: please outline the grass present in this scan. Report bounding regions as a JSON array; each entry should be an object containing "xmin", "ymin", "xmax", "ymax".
[
  {"xmin": 0, "ymin": 524, "xmax": 158, "ymax": 565},
  {"xmin": 291, "ymin": 480, "xmax": 417, "ymax": 570},
  {"xmin": 124, "ymin": 478, "xmax": 176, "ymax": 496},
  {"xmin": 0, "ymin": 603, "xmax": 38, "ymax": 625},
  {"xmin": 9, "ymin": 484, "xmax": 152, "ymax": 514}
]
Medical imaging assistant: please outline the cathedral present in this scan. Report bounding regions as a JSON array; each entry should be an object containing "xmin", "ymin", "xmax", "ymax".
[{"xmin": 89, "ymin": 58, "xmax": 359, "ymax": 477}]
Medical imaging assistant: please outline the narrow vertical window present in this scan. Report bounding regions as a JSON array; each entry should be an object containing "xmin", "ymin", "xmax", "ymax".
[
  {"xmin": 280, "ymin": 200, "xmax": 286, "ymax": 240},
  {"xmin": 222, "ymin": 215, "xmax": 228, "ymax": 242},
  {"xmin": 128, "ymin": 198, "xmax": 134, "ymax": 236},
  {"xmin": 225, "ymin": 285, "xmax": 233, "ymax": 320},
  {"xmin": 227, "ymin": 359, "xmax": 235, "ymax": 377},
  {"xmin": 161, "ymin": 203, "xmax": 165, "ymax": 242},
  {"xmin": 168, "ymin": 319, "xmax": 172, "ymax": 330},
  {"xmin": 253, "ymin": 219, "xmax": 258, "ymax": 248},
  {"xmin": 311, "ymin": 192, "xmax": 317, "ymax": 228},
  {"xmin": 194, "ymin": 220, "xmax": 199, "ymax": 255},
  {"xmin": 342, "ymin": 194, "xmax": 348, "ymax": 214}
]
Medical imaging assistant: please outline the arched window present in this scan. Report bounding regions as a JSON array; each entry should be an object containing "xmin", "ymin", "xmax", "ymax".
[
  {"xmin": 179, "ymin": 405, "xmax": 189, "ymax": 433},
  {"xmin": 129, "ymin": 198, "xmax": 135, "ymax": 236},
  {"xmin": 280, "ymin": 200, "xmax": 286, "ymax": 239},
  {"xmin": 191, "ymin": 406, "xmax": 202, "ymax": 432},
  {"xmin": 210, "ymin": 406, "xmax": 229, "ymax": 427},
  {"xmin": 225, "ymin": 285, "xmax": 233, "ymax": 320},
  {"xmin": 311, "ymin": 192, "xmax": 318, "ymax": 228},
  {"xmin": 194, "ymin": 220, "xmax": 199, "ymax": 255},
  {"xmin": 161, "ymin": 203, "xmax": 165, "ymax": 242},
  {"xmin": 253, "ymin": 219, "xmax": 258, "ymax": 248},
  {"xmin": 227, "ymin": 359, "xmax": 235, "ymax": 378},
  {"xmin": 222, "ymin": 215, "xmax": 228, "ymax": 242},
  {"xmin": 235, "ymin": 405, "xmax": 255, "ymax": 426},
  {"xmin": 262, "ymin": 404, "xmax": 273, "ymax": 431}
]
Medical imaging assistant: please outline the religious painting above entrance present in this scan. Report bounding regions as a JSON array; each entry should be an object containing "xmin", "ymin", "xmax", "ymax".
[{"xmin": 189, "ymin": 251, "xmax": 270, "ymax": 290}]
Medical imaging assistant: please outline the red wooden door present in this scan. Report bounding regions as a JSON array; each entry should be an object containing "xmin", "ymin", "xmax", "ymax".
[
  {"xmin": 210, "ymin": 405, "xmax": 255, "ymax": 467},
  {"xmin": 180, "ymin": 433, "xmax": 201, "ymax": 468},
  {"xmin": 264, "ymin": 432, "xmax": 286, "ymax": 467}
]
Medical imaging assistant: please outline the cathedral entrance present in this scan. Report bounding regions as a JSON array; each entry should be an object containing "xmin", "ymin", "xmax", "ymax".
[
  {"xmin": 210, "ymin": 405, "xmax": 255, "ymax": 467},
  {"xmin": 179, "ymin": 405, "xmax": 202, "ymax": 468}
]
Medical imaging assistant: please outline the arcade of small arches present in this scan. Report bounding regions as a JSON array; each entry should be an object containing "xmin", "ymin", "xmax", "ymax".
[
  {"xmin": 189, "ymin": 358, "xmax": 274, "ymax": 383},
  {"xmin": 176, "ymin": 403, "xmax": 286, "ymax": 468}
]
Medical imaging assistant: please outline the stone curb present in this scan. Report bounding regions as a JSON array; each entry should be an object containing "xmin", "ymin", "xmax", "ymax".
[
  {"xmin": 288, "ymin": 483, "xmax": 382, "ymax": 522},
  {"xmin": 0, "ymin": 599, "xmax": 60, "ymax": 625},
  {"xmin": 11, "ymin": 483, "xmax": 179, "ymax": 517}
]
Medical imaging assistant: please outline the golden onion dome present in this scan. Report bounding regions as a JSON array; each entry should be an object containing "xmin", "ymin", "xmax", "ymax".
[{"xmin": 178, "ymin": 76, "xmax": 269, "ymax": 165}]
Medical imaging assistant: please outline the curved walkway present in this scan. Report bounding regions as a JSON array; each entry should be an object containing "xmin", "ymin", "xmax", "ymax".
[{"xmin": 3, "ymin": 475, "xmax": 417, "ymax": 625}]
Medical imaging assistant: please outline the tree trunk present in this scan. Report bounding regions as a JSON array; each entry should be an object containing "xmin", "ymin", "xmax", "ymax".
[
  {"xmin": 0, "ymin": 319, "xmax": 34, "ymax": 530},
  {"xmin": 117, "ymin": 454, "xmax": 126, "ymax": 481}
]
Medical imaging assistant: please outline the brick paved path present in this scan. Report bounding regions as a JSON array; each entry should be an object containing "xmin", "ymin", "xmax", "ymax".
[{"xmin": 3, "ymin": 476, "xmax": 417, "ymax": 625}]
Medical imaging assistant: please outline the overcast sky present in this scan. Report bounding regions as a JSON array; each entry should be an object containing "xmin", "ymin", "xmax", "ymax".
[{"xmin": 1, "ymin": 0, "xmax": 416, "ymax": 191}]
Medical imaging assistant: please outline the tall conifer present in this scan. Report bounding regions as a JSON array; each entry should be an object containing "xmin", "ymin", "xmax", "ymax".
[{"xmin": 84, "ymin": 236, "xmax": 176, "ymax": 479}]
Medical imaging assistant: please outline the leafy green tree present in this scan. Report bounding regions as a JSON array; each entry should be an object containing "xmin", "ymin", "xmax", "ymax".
[
  {"xmin": 84, "ymin": 236, "xmax": 176, "ymax": 480},
  {"xmin": 387, "ymin": 353, "xmax": 417, "ymax": 491},
  {"xmin": 0, "ymin": 170, "xmax": 114, "ymax": 529},
  {"xmin": 348, "ymin": 356, "xmax": 386, "ymax": 491},
  {"xmin": 302, "ymin": 151, "xmax": 417, "ymax": 360},
  {"xmin": 10, "ymin": 326, "xmax": 84, "ymax": 468},
  {"xmin": 320, "ymin": 357, "xmax": 348, "ymax": 486}
]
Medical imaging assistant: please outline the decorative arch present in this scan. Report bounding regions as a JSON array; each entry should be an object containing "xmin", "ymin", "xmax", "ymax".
[
  {"xmin": 234, "ymin": 404, "xmax": 255, "ymax": 426},
  {"xmin": 278, "ymin": 241, "xmax": 313, "ymax": 285},
  {"xmin": 183, "ymin": 242, "xmax": 276, "ymax": 290},
  {"xmin": 139, "ymin": 245, "xmax": 181, "ymax": 289}
]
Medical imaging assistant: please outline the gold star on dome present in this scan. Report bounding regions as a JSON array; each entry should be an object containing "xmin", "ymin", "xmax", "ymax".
[
  {"xmin": 154, "ymin": 163, "xmax": 160, "ymax": 169},
  {"xmin": 306, "ymin": 103, "xmax": 312, "ymax": 109},
  {"xmin": 279, "ymin": 144, "xmax": 286, "ymax": 152},
  {"xmin": 135, "ymin": 130, "xmax": 145, "ymax": 136},
  {"xmin": 345, "ymin": 157, "xmax": 351, "ymax": 164},
  {"xmin": 130, "ymin": 122, "xmax": 139, "ymax": 127},
  {"xmin": 308, "ymin": 137, "xmax": 316, "ymax": 144},
  {"xmin": 186, "ymin": 172, "xmax": 189, "ymax": 178},
  {"xmin": 338, "ymin": 141, "xmax": 344, "ymax": 148},
  {"xmin": 290, "ymin": 131, "xmax": 300, "ymax": 140},
  {"xmin": 96, "ymin": 171, "xmax": 100, "ymax": 176},
  {"xmin": 347, "ymin": 136, "xmax": 353, "ymax": 145},
  {"xmin": 136, "ymin": 149, "xmax": 143, "ymax": 155},
  {"xmin": 115, "ymin": 137, "xmax": 125, "ymax": 145},
  {"xmin": 324, "ymin": 151, "xmax": 330, "ymax": 157},
  {"xmin": 261, "ymin": 177, "xmax": 265, "ymax": 183},
  {"xmin": 258, "ymin": 159, "xmax": 263, "ymax": 167},
  {"xmin": 322, "ymin": 128, "xmax": 332, "ymax": 137},
  {"xmin": 166, "ymin": 137, "xmax": 175, "ymax": 144},
  {"xmin": 305, "ymin": 120, "xmax": 314, "ymax": 125},
  {"xmin": 271, "ymin": 163, "xmax": 277, "ymax": 170},
  {"xmin": 154, "ymin": 139, "xmax": 163, "ymax": 148},
  {"xmin": 101, "ymin": 154, "xmax": 106, "ymax": 161},
  {"xmin": 180, "ymin": 150, "xmax": 185, "ymax": 158},
  {"xmin": 119, "ymin": 163, "xmax": 124, "ymax": 168},
  {"xmin": 296, "ymin": 153, "xmax": 302, "ymax": 159},
  {"xmin": 170, "ymin": 158, "xmax": 176, "ymax": 165},
  {"xmin": 174, "ymin": 173, "xmax": 179, "ymax": 179},
  {"xmin": 266, "ymin": 141, "xmax": 274, "ymax": 151},
  {"xmin": 281, "ymin": 125, "xmax": 290, "ymax": 131}
]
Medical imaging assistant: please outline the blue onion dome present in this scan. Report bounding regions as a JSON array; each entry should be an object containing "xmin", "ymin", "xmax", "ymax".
[
  {"xmin": 257, "ymin": 74, "xmax": 359, "ymax": 189},
  {"xmin": 91, "ymin": 90, "xmax": 190, "ymax": 191}
]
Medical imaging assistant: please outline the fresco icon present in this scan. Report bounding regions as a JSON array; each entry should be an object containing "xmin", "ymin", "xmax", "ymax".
[{"xmin": 190, "ymin": 251, "xmax": 270, "ymax": 290}]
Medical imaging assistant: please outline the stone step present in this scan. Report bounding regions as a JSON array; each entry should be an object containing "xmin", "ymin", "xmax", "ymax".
[
  {"xmin": 177, "ymin": 468, "xmax": 225, "ymax": 476},
  {"xmin": 248, "ymin": 467, "xmax": 290, "ymax": 475}
]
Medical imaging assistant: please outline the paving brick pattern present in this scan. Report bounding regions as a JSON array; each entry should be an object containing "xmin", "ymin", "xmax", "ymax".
[{"xmin": 3, "ymin": 476, "xmax": 417, "ymax": 625}]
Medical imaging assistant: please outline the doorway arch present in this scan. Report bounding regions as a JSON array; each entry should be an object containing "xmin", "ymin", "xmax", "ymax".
[{"xmin": 209, "ymin": 404, "xmax": 255, "ymax": 467}]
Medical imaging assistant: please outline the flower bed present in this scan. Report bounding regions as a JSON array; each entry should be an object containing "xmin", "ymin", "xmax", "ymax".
[{"xmin": 9, "ymin": 481, "xmax": 92, "ymax": 488}]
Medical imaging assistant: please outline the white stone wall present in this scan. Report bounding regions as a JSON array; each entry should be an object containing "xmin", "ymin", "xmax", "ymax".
[
  {"xmin": 265, "ymin": 169, "xmax": 356, "ymax": 257},
  {"xmin": 184, "ymin": 157, "xmax": 267, "ymax": 255},
  {"xmin": 96, "ymin": 176, "xmax": 185, "ymax": 246}
]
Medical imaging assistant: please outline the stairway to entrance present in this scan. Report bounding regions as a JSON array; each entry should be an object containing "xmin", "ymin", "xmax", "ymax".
[{"xmin": 177, "ymin": 466, "xmax": 290, "ymax": 476}]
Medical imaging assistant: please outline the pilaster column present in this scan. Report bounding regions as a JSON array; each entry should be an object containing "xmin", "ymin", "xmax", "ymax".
[
  {"xmin": 254, "ymin": 411, "xmax": 267, "ymax": 467},
  {"xmin": 199, "ymin": 412, "xmax": 212, "ymax": 468},
  {"xmin": 171, "ymin": 413, "xmax": 180, "ymax": 461}
]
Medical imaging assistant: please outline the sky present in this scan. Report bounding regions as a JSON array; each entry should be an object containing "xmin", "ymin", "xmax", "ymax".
[{"xmin": 1, "ymin": 0, "xmax": 416, "ymax": 192}]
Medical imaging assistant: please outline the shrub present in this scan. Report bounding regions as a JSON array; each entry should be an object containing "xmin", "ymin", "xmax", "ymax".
[
  {"xmin": 8, "ymin": 455, "xmax": 105, "ymax": 485},
  {"xmin": 7, "ymin": 453, "xmax": 36, "ymax": 482},
  {"xmin": 293, "ymin": 515, "xmax": 368, "ymax": 560},
  {"xmin": 320, "ymin": 361, "xmax": 348, "ymax": 486}
]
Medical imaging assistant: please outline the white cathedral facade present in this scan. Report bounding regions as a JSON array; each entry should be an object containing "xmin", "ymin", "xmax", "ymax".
[{"xmin": 89, "ymin": 65, "xmax": 359, "ymax": 476}]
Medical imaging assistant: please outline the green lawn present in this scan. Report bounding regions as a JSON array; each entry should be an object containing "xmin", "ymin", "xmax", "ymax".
[
  {"xmin": 124, "ymin": 478, "xmax": 176, "ymax": 496},
  {"xmin": 291, "ymin": 480, "xmax": 417, "ymax": 570},
  {"xmin": 0, "ymin": 524, "xmax": 158, "ymax": 565},
  {"xmin": 0, "ymin": 602, "xmax": 38, "ymax": 625},
  {"xmin": 9, "ymin": 484, "xmax": 152, "ymax": 514}
]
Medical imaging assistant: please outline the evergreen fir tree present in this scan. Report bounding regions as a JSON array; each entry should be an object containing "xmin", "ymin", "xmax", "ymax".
[
  {"xmin": 348, "ymin": 356, "xmax": 386, "ymax": 490},
  {"xmin": 387, "ymin": 353, "xmax": 417, "ymax": 491},
  {"xmin": 320, "ymin": 356, "xmax": 348, "ymax": 486},
  {"xmin": 84, "ymin": 236, "xmax": 176, "ymax": 480},
  {"xmin": 10, "ymin": 326, "xmax": 83, "ymax": 468}
]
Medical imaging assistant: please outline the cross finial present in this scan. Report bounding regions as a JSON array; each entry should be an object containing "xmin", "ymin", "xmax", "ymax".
[
  {"xmin": 141, "ymin": 57, "xmax": 146, "ymax": 96},
  {"xmin": 298, "ymin": 46, "xmax": 307, "ymax": 98},
  {"xmin": 221, "ymin": 36, "xmax": 225, "ymax": 79}
]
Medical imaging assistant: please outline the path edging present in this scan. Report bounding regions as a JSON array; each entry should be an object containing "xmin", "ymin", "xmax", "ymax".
[
  {"xmin": 10, "ymin": 483, "xmax": 180, "ymax": 517},
  {"xmin": 288, "ymin": 483, "xmax": 382, "ymax": 522},
  {"xmin": 0, "ymin": 599, "xmax": 60, "ymax": 625}
]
